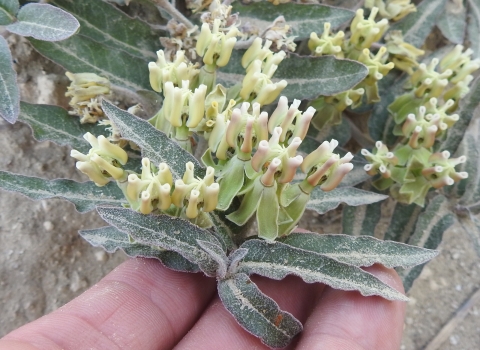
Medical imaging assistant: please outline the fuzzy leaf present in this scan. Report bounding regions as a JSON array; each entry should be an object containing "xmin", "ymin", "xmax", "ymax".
[
  {"xmin": 51, "ymin": 0, "xmax": 162, "ymax": 59},
  {"xmin": 450, "ymin": 117, "xmax": 480, "ymax": 206},
  {"xmin": 279, "ymin": 232, "xmax": 438, "ymax": 268},
  {"xmin": 101, "ymin": 100, "xmax": 204, "ymax": 179},
  {"xmin": 218, "ymin": 273, "xmax": 302, "ymax": 348},
  {"xmin": 437, "ymin": 4, "xmax": 466, "ymax": 44},
  {"xmin": 0, "ymin": 36, "xmax": 19, "ymax": 123},
  {"xmin": 231, "ymin": 2, "xmax": 354, "ymax": 40},
  {"xmin": 306, "ymin": 187, "xmax": 388, "ymax": 215},
  {"xmin": 0, "ymin": 0, "xmax": 18, "ymax": 25},
  {"xmin": 18, "ymin": 102, "xmax": 107, "ymax": 153},
  {"xmin": 218, "ymin": 52, "xmax": 368, "ymax": 100},
  {"xmin": 96, "ymin": 206, "xmax": 222, "ymax": 276},
  {"xmin": 383, "ymin": 202, "xmax": 423, "ymax": 243},
  {"xmin": 80, "ymin": 226, "xmax": 199, "ymax": 272},
  {"xmin": 368, "ymin": 70, "xmax": 407, "ymax": 145},
  {"xmin": 398, "ymin": 195, "xmax": 455, "ymax": 292},
  {"xmin": 458, "ymin": 214, "xmax": 480, "ymax": 257},
  {"xmin": 197, "ymin": 240, "xmax": 228, "ymax": 278},
  {"xmin": 29, "ymin": 34, "xmax": 150, "ymax": 91},
  {"xmin": 209, "ymin": 210, "xmax": 238, "ymax": 251},
  {"xmin": 467, "ymin": 0, "xmax": 480, "ymax": 58},
  {"xmin": 0, "ymin": 171, "xmax": 125, "ymax": 212},
  {"xmin": 6, "ymin": 3, "xmax": 79, "ymax": 41},
  {"xmin": 341, "ymin": 185, "xmax": 384, "ymax": 237},
  {"xmin": 389, "ymin": 0, "xmax": 447, "ymax": 47},
  {"xmin": 237, "ymin": 240, "xmax": 409, "ymax": 301},
  {"xmin": 441, "ymin": 77, "xmax": 480, "ymax": 155}
]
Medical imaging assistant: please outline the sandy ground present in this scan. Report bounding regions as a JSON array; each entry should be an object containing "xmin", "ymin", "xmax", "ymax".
[{"xmin": 1, "ymin": 32, "xmax": 480, "ymax": 350}]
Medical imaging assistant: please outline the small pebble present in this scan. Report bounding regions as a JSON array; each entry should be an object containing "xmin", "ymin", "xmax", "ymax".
[
  {"xmin": 43, "ymin": 221, "xmax": 54, "ymax": 231},
  {"xmin": 450, "ymin": 335, "xmax": 459, "ymax": 345},
  {"xmin": 95, "ymin": 250, "xmax": 107, "ymax": 262},
  {"xmin": 456, "ymin": 284, "xmax": 462, "ymax": 291}
]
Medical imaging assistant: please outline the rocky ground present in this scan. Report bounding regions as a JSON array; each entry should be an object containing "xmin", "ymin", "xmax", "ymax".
[{"xmin": 1, "ymin": 31, "xmax": 480, "ymax": 350}]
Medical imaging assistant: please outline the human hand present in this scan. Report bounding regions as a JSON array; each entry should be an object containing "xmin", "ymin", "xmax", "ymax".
[{"xmin": 0, "ymin": 257, "xmax": 406, "ymax": 350}]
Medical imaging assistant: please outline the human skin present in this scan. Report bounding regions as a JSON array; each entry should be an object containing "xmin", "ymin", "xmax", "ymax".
[{"xmin": 0, "ymin": 257, "xmax": 405, "ymax": 350}]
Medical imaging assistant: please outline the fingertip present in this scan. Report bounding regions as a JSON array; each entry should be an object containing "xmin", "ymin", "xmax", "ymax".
[{"xmin": 297, "ymin": 264, "xmax": 406, "ymax": 350}]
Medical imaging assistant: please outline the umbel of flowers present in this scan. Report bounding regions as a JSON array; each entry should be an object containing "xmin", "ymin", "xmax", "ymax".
[
  {"xmin": 307, "ymin": 8, "xmax": 395, "ymax": 129},
  {"xmin": 362, "ymin": 45, "xmax": 478, "ymax": 206},
  {"xmin": 69, "ymin": 32, "xmax": 355, "ymax": 239}
]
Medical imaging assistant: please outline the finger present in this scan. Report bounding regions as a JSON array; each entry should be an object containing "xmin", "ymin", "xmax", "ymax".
[
  {"xmin": 174, "ymin": 275, "xmax": 324, "ymax": 350},
  {"xmin": 296, "ymin": 264, "xmax": 406, "ymax": 350},
  {"xmin": 0, "ymin": 258, "xmax": 216, "ymax": 350}
]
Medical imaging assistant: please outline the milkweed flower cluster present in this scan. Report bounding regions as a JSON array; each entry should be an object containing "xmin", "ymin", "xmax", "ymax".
[
  {"xmin": 308, "ymin": 8, "xmax": 395, "ymax": 128},
  {"xmin": 362, "ymin": 47, "xmax": 478, "ymax": 206}
]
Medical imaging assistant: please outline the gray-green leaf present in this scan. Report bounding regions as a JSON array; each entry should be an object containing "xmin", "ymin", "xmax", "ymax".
[
  {"xmin": 437, "ymin": 3, "xmax": 466, "ymax": 44},
  {"xmin": 80, "ymin": 226, "xmax": 199, "ymax": 272},
  {"xmin": 231, "ymin": 2, "xmax": 354, "ymax": 40},
  {"xmin": 0, "ymin": 35, "xmax": 19, "ymax": 123},
  {"xmin": 209, "ymin": 210, "xmax": 238, "ymax": 251},
  {"xmin": 389, "ymin": 0, "xmax": 447, "ymax": 47},
  {"xmin": 306, "ymin": 187, "xmax": 388, "ymax": 215},
  {"xmin": 18, "ymin": 102, "xmax": 107, "ymax": 153},
  {"xmin": 96, "ymin": 206, "xmax": 223, "ymax": 276},
  {"xmin": 29, "ymin": 34, "xmax": 150, "ymax": 91},
  {"xmin": 0, "ymin": 171, "xmax": 125, "ymax": 212},
  {"xmin": 218, "ymin": 273, "xmax": 303, "ymax": 348},
  {"xmin": 398, "ymin": 195, "xmax": 455, "ymax": 292},
  {"xmin": 440, "ymin": 77, "xmax": 480, "ymax": 154},
  {"xmin": 51, "ymin": 0, "xmax": 163, "ymax": 59},
  {"xmin": 451, "ymin": 117, "xmax": 480, "ymax": 206},
  {"xmin": 6, "ymin": 3, "xmax": 80, "ymax": 41},
  {"xmin": 383, "ymin": 202, "xmax": 423, "ymax": 243},
  {"xmin": 237, "ymin": 239, "xmax": 409, "ymax": 301},
  {"xmin": 0, "ymin": 0, "xmax": 18, "ymax": 25},
  {"xmin": 101, "ymin": 100, "xmax": 204, "ymax": 179},
  {"xmin": 218, "ymin": 52, "xmax": 368, "ymax": 100},
  {"xmin": 467, "ymin": 0, "xmax": 480, "ymax": 58},
  {"xmin": 279, "ymin": 232, "xmax": 438, "ymax": 268},
  {"xmin": 197, "ymin": 239, "xmax": 228, "ymax": 278},
  {"xmin": 341, "ymin": 185, "xmax": 384, "ymax": 237}
]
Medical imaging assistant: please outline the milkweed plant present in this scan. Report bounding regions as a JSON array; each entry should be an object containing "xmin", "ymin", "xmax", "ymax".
[{"xmin": 1, "ymin": 0, "xmax": 480, "ymax": 347}]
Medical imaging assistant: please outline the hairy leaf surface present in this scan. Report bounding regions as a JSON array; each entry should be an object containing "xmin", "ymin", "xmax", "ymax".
[
  {"xmin": 0, "ymin": 36, "xmax": 19, "ymax": 123},
  {"xmin": 0, "ymin": 0, "xmax": 18, "ymax": 25},
  {"xmin": 80, "ymin": 226, "xmax": 199, "ymax": 272},
  {"xmin": 197, "ymin": 240, "xmax": 228, "ymax": 278},
  {"xmin": 96, "ymin": 206, "xmax": 222, "ymax": 276},
  {"xmin": 218, "ymin": 52, "xmax": 368, "ymax": 100},
  {"xmin": 437, "ymin": 4, "xmax": 466, "ymax": 44},
  {"xmin": 237, "ymin": 240, "xmax": 409, "ymax": 301},
  {"xmin": 218, "ymin": 273, "xmax": 303, "ymax": 348},
  {"xmin": 306, "ymin": 187, "xmax": 388, "ymax": 215},
  {"xmin": 279, "ymin": 232, "xmax": 438, "ymax": 268},
  {"xmin": 6, "ymin": 3, "xmax": 79, "ymax": 41},
  {"xmin": 368, "ymin": 70, "xmax": 407, "ymax": 144},
  {"xmin": 52, "ymin": 0, "xmax": 162, "ymax": 58},
  {"xmin": 341, "ymin": 188, "xmax": 383, "ymax": 237},
  {"xmin": 441, "ymin": 77, "xmax": 480, "ymax": 156},
  {"xmin": 467, "ymin": 0, "xmax": 480, "ymax": 58},
  {"xmin": 389, "ymin": 0, "xmax": 447, "ymax": 47},
  {"xmin": 209, "ymin": 211, "xmax": 238, "ymax": 251},
  {"xmin": 398, "ymin": 195, "xmax": 455, "ymax": 292},
  {"xmin": 102, "ymin": 100, "xmax": 204, "ymax": 179},
  {"xmin": 231, "ymin": 2, "xmax": 354, "ymax": 40},
  {"xmin": 383, "ymin": 202, "xmax": 423, "ymax": 243},
  {"xmin": 29, "ymin": 34, "xmax": 150, "ymax": 91},
  {"xmin": 450, "ymin": 118, "xmax": 480, "ymax": 205},
  {"xmin": 18, "ymin": 102, "xmax": 107, "ymax": 153},
  {"xmin": 0, "ymin": 171, "xmax": 125, "ymax": 212}
]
